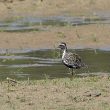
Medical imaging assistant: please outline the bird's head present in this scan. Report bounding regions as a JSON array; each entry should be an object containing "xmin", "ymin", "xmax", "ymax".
[{"xmin": 58, "ymin": 42, "xmax": 67, "ymax": 51}]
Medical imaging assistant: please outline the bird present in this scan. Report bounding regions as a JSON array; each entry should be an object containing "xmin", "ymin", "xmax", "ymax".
[{"xmin": 58, "ymin": 42, "xmax": 85, "ymax": 76}]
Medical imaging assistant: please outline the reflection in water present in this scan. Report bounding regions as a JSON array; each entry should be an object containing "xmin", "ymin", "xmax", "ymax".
[{"xmin": 0, "ymin": 49, "xmax": 110, "ymax": 80}]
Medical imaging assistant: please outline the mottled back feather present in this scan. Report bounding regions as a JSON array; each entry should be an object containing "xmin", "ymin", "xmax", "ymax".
[
  {"xmin": 62, "ymin": 52, "xmax": 83, "ymax": 68},
  {"xmin": 58, "ymin": 42, "xmax": 85, "ymax": 69}
]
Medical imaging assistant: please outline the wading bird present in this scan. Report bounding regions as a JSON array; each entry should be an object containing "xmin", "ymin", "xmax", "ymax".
[{"xmin": 58, "ymin": 42, "xmax": 85, "ymax": 76}]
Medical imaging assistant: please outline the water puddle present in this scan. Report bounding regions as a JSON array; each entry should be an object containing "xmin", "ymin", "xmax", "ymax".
[
  {"xmin": 0, "ymin": 12, "xmax": 110, "ymax": 32},
  {"xmin": 0, "ymin": 49, "xmax": 110, "ymax": 80}
]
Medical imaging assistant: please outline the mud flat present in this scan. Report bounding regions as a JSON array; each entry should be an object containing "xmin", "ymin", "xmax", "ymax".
[
  {"xmin": 0, "ymin": 24, "xmax": 109, "ymax": 49},
  {"xmin": 0, "ymin": 0, "xmax": 110, "ymax": 20},
  {"xmin": 1, "ymin": 75, "xmax": 110, "ymax": 110}
]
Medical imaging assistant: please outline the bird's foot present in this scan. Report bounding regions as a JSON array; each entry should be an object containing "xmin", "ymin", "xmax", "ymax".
[
  {"xmin": 67, "ymin": 72, "xmax": 71, "ymax": 75},
  {"xmin": 70, "ymin": 75, "xmax": 74, "ymax": 80}
]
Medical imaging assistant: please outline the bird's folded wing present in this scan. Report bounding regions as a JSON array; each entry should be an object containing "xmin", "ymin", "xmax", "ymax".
[{"xmin": 64, "ymin": 53, "xmax": 82, "ymax": 66}]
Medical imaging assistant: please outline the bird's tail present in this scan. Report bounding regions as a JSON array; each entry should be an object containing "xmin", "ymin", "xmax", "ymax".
[{"xmin": 81, "ymin": 62, "xmax": 88, "ymax": 68}]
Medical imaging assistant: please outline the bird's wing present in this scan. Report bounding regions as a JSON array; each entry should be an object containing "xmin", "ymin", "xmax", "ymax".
[{"xmin": 64, "ymin": 52, "xmax": 82, "ymax": 66}]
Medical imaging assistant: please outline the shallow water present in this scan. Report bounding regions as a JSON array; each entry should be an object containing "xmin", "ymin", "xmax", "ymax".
[
  {"xmin": 0, "ymin": 13, "xmax": 110, "ymax": 32},
  {"xmin": 0, "ymin": 49, "xmax": 110, "ymax": 80}
]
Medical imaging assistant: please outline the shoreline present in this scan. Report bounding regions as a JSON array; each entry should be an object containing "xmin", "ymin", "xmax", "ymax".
[
  {"xmin": 0, "ymin": 45, "xmax": 110, "ymax": 52},
  {"xmin": 0, "ymin": 46, "xmax": 110, "ymax": 55},
  {"xmin": 0, "ymin": 0, "xmax": 110, "ymax": 51},
  {"xmin": 0, "ymin": 24, "xmax": 110, "ymax": 50}
]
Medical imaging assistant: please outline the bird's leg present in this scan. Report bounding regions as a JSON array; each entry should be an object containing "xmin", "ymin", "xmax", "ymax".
[
  {"xmin": 68, "ymin": 68, "xmax": 71, "ymax": 74},
  {"xmin": 72, "ymin": 68, "xmax": 73, "ymax": 75},
  {"xmin": 70, "ymin": 68, "xmax": 75, "ymax": 80},
  {"xmin": 71, "ymin": 69, "xmax": 75, "ymax": 76}
]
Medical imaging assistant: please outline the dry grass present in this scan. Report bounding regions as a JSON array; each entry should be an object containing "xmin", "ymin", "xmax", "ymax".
[
  {"xmin": 1, "ymin": 75, "xmax": 110, "ymax": 110},
  {"xmin": 0, "ymin": 0, "xmax": 110, "ymax": 20},
  {"xmin": 0, "ymin": 0, "xmax": 110, "ymax": 49}
]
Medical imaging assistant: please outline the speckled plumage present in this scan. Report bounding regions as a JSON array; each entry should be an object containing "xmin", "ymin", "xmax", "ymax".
[
  {"xmin": 58, "ymin": 42, "xmax": 85, "ymax": 75},
  {"xmin": 62, "ymin": 52, "xmax": 82, "ymax": 69}
]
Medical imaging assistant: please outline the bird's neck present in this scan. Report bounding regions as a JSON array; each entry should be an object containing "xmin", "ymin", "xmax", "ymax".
[{"xmin": 62, "ymin": 49, "xmax": 67, "ymax": 59}]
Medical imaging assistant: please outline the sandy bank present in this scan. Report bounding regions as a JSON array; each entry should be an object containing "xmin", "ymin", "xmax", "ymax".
[{"xmin": 0, "ymin": 24, "xmax": 110, "ymax": 49}]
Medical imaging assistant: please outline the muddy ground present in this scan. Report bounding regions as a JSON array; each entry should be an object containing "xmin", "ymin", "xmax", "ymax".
[
  {"xmin": 0, "ymin": 0, "xmax": 110, "ymax": 49},
  {"xmin": 0, "ymin": 1, "xmax": 110, "ymax": 110},
  {"xmin": 0, "ymin": 24, "xmax": 109, "ymax": 49},
  {"xmin": 0, "ymin": 0, "xmax": 110, "ymax": 20}
]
